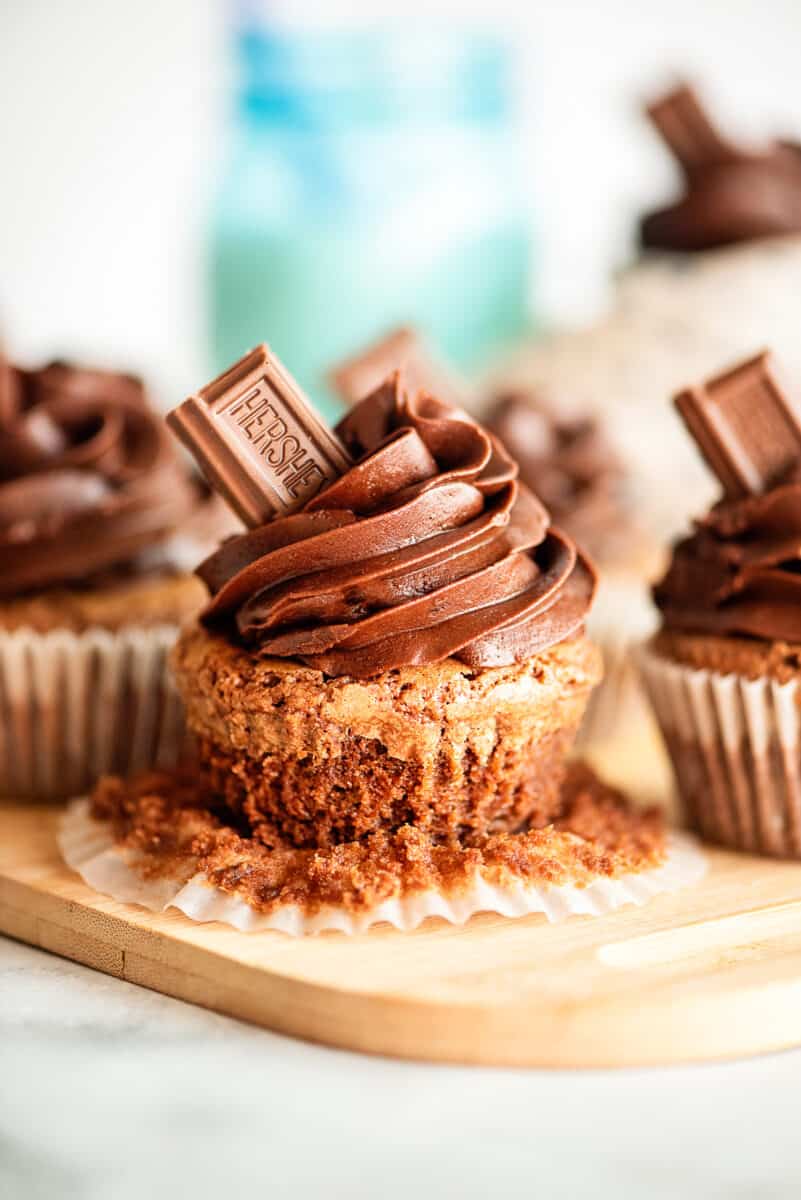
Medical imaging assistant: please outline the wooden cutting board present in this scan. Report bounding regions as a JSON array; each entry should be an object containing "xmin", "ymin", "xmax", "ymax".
[{"xmin": 4, "ymin": 802, "xmax": 801, "ymax": 1067}]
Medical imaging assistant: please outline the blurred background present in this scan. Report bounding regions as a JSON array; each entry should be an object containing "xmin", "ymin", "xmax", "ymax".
[{"xmin": 3, "ymin": 0, "xmax": 801, "ymax": 411}]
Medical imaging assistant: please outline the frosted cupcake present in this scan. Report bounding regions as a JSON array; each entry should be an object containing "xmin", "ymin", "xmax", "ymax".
[
  {"xmin": 0, "ymin": 354, "xmax": 233, "ymax": 799},
  {"xmin": 500, "ymin": 82, "xmax": 801, "ymax": 545},
  {"xmin": 640, "ymin": 350, "xmax": 801, "ymax": 857},
  {"xmin": 174, "ymin": 372, "xmax": 601, "ymax": 847}
]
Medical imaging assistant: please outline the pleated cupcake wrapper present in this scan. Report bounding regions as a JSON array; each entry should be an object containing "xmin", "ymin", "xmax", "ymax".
[
  {"xmin": 58, "ymin": 798, "xmax": 705, "ymax": 937},
  {"xmin": 0, "ymin": 626, "xmax": 187, "ymax": 801},
  {"xmin": 638, "ymin": 648, "xmax": 801, "ymax": 857},
  {"xmin": 578, "ymin": 574, "xmax": 658, "ymax": 747}
]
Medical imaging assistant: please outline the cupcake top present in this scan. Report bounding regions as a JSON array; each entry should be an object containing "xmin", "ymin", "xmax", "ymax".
[
  {"xmin": 641, "ymin": 83, "xmax": 801, "ymax": 252},
  {"xmin": 485, "ymin": 389, "xmax": 640, "ymax": 567},
  {"xmin": 654, "ymin": 350, "xmax": 801, "ymax": 641},
  {"xmin": 0, "ymin": 356, "xmax": 215, "ymax": 596},
  {"xmin": 196, "ymin": 372, "xmax": 596, "ymax": 677}
]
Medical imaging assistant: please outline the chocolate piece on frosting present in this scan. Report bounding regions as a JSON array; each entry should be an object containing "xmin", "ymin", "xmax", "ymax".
[
  {"xmin": 641, "ymin": 81, "xmax": 801, "ymax": 251},
  {"xmin": 0, "ymin": 352, "xmax": 18, "ymax": 425},
  {"xmin": 196, "ymin": 372, "xmax": 596, "ymax": 678},
  {"xmin": 328, "ymin": 326, "xmax": 467, "ymax": 408},
  {"xmin": 169, "ymin": 345, "xmax": 351, "ymax": 528},
  {"xmin": 675, "ymin": 351, "xmax": 801, "ymax": 498},
  {"xmin": 655, "ymin": 351, "xmax": 801, "ymax": 642},
  {"xmin": 646, "ymin": 83, "xmax": 739, "ymax": 176}
]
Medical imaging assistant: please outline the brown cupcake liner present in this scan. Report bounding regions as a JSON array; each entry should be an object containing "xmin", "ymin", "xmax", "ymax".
[
  {"xmin": 639, "ymin": 646, "xmax": 801, "ymax": 857},
  {"xmin": 0, "ymin": 626, "xmax": 188, "ymax": 802}
]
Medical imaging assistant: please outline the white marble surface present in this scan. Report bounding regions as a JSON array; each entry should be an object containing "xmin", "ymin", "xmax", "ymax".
[{"xmin": 2, "ymin": 935, "xmax": 801, "ymax": 1199}]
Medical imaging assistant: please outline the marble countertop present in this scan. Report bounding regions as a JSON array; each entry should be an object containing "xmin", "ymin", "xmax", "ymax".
[{"xmin": 2, "ymin": 934, "xmax": 801, "ymax": 1200}]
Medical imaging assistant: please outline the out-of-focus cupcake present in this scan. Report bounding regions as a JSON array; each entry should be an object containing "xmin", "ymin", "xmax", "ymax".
[
  {"xmin": 485, "ymin": 388, "xmax": 657, "ymax": 573},
  {"xmin": 640, "ymin": 350, "xmax": 801, "ymax": 857},
  {"xmin": 486, "ymin": 388, "xmax": 663, "ymax": 769},
  {"xmin": 499, "ymin": 82, "xmax": 801, "ymax": 546},
  {"xmin": 0, "ymin": 353, "xmax": 235, "ymax": 800}
]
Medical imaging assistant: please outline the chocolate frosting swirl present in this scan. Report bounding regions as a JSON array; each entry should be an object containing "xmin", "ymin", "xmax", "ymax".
[
  {"xmin": 198, "ymin": 377, "xmax": 596, "ymax": 677},
  {"xmin": 0, "ymin": 358, "xmax": 201, "ymax": 595},
  {"xmin": 654, "ymin": 476, "xmax": 801, "ymax": 641}
]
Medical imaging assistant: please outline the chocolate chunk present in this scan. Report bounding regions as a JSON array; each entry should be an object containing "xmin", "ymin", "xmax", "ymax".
[
  {"xmin": 642, "ymin": 83, "xmax": 801, "ymax": 251},
  {"xmin": 168, "ymin": 346, "xmax": 351, "ymax": 527},
  {"xmin": 328, "ymin": 326, "xmax": 467, "ymax": 408},
  {"xmin": 646, "ymin": 83, "xmax": 739, "ymax": 175},
  {"xmin": 0, "ymin": 353, "xmax": 18, "ymax": 426},
  {"xmin": 675, "ymin": 351, "xmax": 801, "ymax": 498}
]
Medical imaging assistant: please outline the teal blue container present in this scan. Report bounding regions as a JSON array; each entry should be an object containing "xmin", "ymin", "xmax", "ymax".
[{"xmin": 211, "ymin": 20, "xmax": 533, "ymax": 415}]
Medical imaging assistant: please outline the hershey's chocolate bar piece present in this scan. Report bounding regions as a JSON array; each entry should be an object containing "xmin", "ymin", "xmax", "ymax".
[
  {"xmin": 646, "ymin": 83, "xmax": 738, "ymax": 174},
  {"xmin": 168, "ymin": 345, "xmax": 351, "ymax": 527},
  {"xmin": 675, "ymin": 351, "xmax": 801, "ymax": 497},
  {"xmin": 328, "ymin": 325, "xmax": 466, "ymax": 408}
]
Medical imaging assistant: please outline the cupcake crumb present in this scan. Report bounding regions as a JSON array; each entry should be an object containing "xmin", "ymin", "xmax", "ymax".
[{"xmin": 89, "ymin": 762, "xmax": 666, "ymax": 918}]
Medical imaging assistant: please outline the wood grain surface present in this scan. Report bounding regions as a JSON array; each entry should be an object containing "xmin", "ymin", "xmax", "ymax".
[{"xmin": 4, "ymin": 803, "xmax": 801, "ymax": 1066}]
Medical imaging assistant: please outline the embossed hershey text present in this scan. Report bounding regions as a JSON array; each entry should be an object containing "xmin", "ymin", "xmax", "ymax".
[{"xmin": 223, "ymin": 382, "xmax": 329, "ymax": 502}]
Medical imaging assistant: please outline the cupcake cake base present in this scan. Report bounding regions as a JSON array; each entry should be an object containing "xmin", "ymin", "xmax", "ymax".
[
  {"xmin": 173, "ymin": 626, "xmax": 602, "ymax": 849},
  {"xmin": 58, "ymin": 762, "xmax": 704, "ymax": 936}
]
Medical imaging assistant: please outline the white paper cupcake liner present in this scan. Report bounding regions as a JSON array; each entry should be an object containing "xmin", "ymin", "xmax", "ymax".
[
  {"xmin": 58, "ymin": 798, "xmax": 705, "ymax": 937},
  {"xmin": 0, "ymin": 626, "xmax": 188, "ymax": 802},
  {"xmin": 639, "ymin": 646, "xmax": 801, "ymax": 857},
  {"xmin": 577, "ymin": 573, "xmax": 659, "ymax": 748}
]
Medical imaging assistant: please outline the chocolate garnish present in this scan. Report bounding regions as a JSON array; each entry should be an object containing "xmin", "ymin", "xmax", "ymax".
[
  {"xmin": 642, "ymin": 82, "xmax": 801, "ymax": 251},
  {"xmin": 675, "ymin": 351, "xmax": 801, "ymax": 499},
  {"xmin": 657, "ymin": 351, "xmax": 801, "ymax": 641},
  {"xmin": 328, "ymin": 326, "xmax": 466, "ymax": 409},
  {"xmin": 646, "ymin": 83, "xmax": 739, "ymax": 175},
  {"xmin": 0, "ymin": 352, "xmax": 18, "ymax": 427},
  {"xmin": 168, "ymin": 345, "xmax": 352, "ymax": 528}
]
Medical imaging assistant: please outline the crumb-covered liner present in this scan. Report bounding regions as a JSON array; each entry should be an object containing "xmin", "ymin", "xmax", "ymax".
[
  {"xmin": 639, "ymin": 646, "xmax": 801, "ymax": 857},
  {"xmin": 0, "ymin": 627, "xmax": 188, "ymax": 802},
  {"xmin": 58, "ymin": 798, "xmax": 705, "ymax": 936}
]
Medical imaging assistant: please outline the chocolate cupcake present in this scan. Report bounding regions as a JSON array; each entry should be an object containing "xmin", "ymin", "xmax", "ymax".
[
  {"xmin": 0, "ymin": 354, "xmax": 232, "ymax": 799},
  {"xmin": 62, "ymin": 348, "xmax": 708, "ymax": 934},
  {"xmin": 172, "ymin": 369, "xmax": 601, "ymax": 847},
  {"xmin": 640, "ymin": 350, "xmax": 801, "ymax": 857},
  {"xmin": 498, "ymin": 82, "xmax": 801, "ymax": 547}
]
